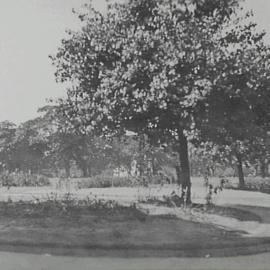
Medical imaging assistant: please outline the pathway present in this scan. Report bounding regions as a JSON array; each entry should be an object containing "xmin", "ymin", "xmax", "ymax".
[{"xmin": 0, "ymin": 251, "xmax": 269, "ymax": 270}]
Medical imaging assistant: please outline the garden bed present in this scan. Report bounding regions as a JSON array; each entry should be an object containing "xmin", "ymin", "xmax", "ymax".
[{"xmin": 0, "ymin": 200, "xmax": 268, "ymax": 257}]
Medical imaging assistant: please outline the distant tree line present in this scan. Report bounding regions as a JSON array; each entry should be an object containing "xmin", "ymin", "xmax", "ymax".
[{"xmin": 0, "ymin": 103, "xmax": 269, "ymax": 187}]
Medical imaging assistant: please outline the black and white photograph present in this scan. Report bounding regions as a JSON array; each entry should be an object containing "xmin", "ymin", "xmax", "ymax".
[{"xmin": 0, "ymin": 0, "xmax": 270, "ymax": 269}]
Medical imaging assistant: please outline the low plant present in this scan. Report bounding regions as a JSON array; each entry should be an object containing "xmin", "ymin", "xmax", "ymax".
[
  {"xmin": 30, "ymin": 192, "xmax": 124, "ymax": 213},
  {"xmin": 204, "ymin": 177, "xmax": 226, "ymax": 205},
  {"xmin": 77, "ymin": 175, "xmax": 136, "ymax": 189},
  {"xmin": 0, "ymin": 171, "xmax": 50, "ymax": 187},
  {"xmin": 225, "ymin": 176, "xmax": 270, "ymax": 194}
]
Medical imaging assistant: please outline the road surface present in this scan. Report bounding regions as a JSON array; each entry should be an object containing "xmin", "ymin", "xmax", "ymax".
[{"xmin": 0, "ymin": 251, "xmax": 269, "ymax": 270}]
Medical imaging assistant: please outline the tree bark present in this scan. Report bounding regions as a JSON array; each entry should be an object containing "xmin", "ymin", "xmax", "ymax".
[
  {"xmin": 175, "ymin": 165, "xmax": 181, "ymax": 185},
  {"xmin": 76, "ymin": 157, "xmax": 91, "ymax": 177},
  {"xmin": 138, "ymin": 135, "xmax": 145, "ymax": 176},
  {"xmin": 236, "ymin": 153, "xmax": 245, "ymax": 188},
  {"xmin": 151, "ymin": 157, "xmax": 157, "ymax": 176},
  {"xmin": 266, "ymin": 161, "xmax": 269, "ymax": 177},
  {"xmin": 177, "ymin": 130, "xmax": 191, "ymax": 204},
  {"xmin": 64, "ymin": 160, "xmax": 71, "ymax": 178},
  {"xmin": 81, "ymin": 166, "xmax": 88, "ymax": 177},
  {"xmin": 81, "ymin": 162, "xmax": 90, "ymax": 177},
  {"xmin": 260, "ymin": 160, "xmax": 266, "ymax": 178}
]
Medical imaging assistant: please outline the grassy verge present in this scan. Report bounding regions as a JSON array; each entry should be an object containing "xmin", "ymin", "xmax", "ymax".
[
  {"xmin": 0, "ymin": 201, "xmax": 268, "ymax": 257},
  {"xmin": 192, "ymin": 204, "xmax": 262, "ymax": 222}
]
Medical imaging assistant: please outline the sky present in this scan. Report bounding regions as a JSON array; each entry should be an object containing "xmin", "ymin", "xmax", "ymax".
[{"xmin": 0, "ymin": 0, "xmax": 269, "ymax": 124}]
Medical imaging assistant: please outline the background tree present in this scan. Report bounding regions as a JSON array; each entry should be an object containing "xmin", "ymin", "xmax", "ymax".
[
  {"xmin": 0, "ymin": 121, "xmax": 17, "ymax": 172},
  {"xmin": 12, "ymin": 119, "xmax": 49, "ymax": 174},
  {"xmin": 199, "ymin": 22, "xmax": 270, "ymax": 187},
  {"xmin": 38, "ymin": 105, "xmax": 104, "ymax": 177}
]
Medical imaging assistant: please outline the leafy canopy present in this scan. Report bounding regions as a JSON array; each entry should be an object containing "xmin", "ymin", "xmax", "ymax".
[{"xmin": 51, "ymin": 0, "xmax": 252, "ymax": 145}]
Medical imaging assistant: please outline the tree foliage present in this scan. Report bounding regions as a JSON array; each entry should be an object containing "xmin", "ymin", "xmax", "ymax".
[{"xmin": 51, "ymin": 0, "xmax": 270, "ymax": 200}]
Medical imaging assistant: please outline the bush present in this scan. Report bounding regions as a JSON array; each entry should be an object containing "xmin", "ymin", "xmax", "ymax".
[
  {"xmin": 77, "ymin": 173, "xmax": 177, "ymax": 189},
  {"xmin": 224, "ymin": 176, "xmax": 270, "ymax": 193},
  {"xmin": 33, "ymin": 192, "xmax": 122, "ymax": 211},
  {"xmin": 77, "ymin": 175, "xmax": 136, "ymax": 189},
  {"xmin": 0, "ymin": 171, "xmax": 50, "ymax": 187}
]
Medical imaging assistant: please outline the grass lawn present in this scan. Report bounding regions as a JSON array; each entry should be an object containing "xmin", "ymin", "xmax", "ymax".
[
  {"xmin": 0, "ymin": 201, "xmax": 269, "ymax": 257},
  {"xmin": 229, "ymin": 204, "xmax": 270, "ymax": 223}
]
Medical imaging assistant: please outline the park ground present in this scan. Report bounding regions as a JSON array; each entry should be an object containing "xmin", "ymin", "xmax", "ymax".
[
  {"xmin": 0, "ymin": 178, "xmax": 269, "ymax": 255},
  {"xmin": 1, "ymin": 251, "xmax": 270, "ymax": 270},
  {"xmin": 0, "ymin": 177, "xmax": 270, "ymax": 269}
]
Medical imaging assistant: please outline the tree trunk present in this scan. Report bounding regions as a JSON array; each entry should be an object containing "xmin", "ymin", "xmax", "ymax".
[
  {"xmin": 266, "ymin": 161, "xmax": 269, "ymax": 177},
  {"xmin": 138, "ymin": 135, "xmax": 145, "ymax": 176},
  {"xmin": 175, "ymin": 165, "xmax": 181, "ymax": 185},
  {"xmin": 77, "ymin": 158, "xmax": 91, "ymax": 177},
  {"xmin": 82, "ymin": 166, "xmax": 88, "ymax": 177},
  {"xmin": 64, "ymin": 161, "xmax": 71, "ymax": 178},
  {"xmin": 152, "ymin": 157, "xmax": 157, "ymax": 176},
  {"xmin": 177, "ymin": 130, "xmax": 191, "ymax": 204},
  {"xmin": 260, "ymin": 160, "xmax": 266, "ymax": 178},
  {"xmin": 236, "ymin": 153, "xmax": 245, "ymax": 188},
  {"xmin": 81, "ymin": 163, "xmax": 89, "ymax": 177}
]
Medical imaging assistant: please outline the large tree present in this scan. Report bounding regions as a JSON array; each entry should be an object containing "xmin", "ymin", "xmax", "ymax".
[
  {"xmin": 51, "ymin": 0, "xmax": 265, "ymax": 202},
  {"xmin": 200, "ymin": 27, "xmax": 270, "ymax": 187}
]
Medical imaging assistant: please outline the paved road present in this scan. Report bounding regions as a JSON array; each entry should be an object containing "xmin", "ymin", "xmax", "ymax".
[{"xmin": 0, "ymin": 251, "xmax": 270, "ymax": 270}]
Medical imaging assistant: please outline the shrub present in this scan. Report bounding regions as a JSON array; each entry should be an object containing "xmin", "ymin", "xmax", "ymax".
[
  {"xmin": 77, "ymin": 175, "xmax": 136, "ymax": 189},
  {"xmin": 224, "ymin": 176, "xmax": 270, "ymax": 193},
  {"xmin": 77, "ymin": 173, "xmax": 178, "ymax": 189},
  {"xmin": 0, "ymin": 171, "xmax": 50, "ymax": 187},
  {"xmin": 4, "ymin": 193, "xmax": 129, "ymax": 215}
]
